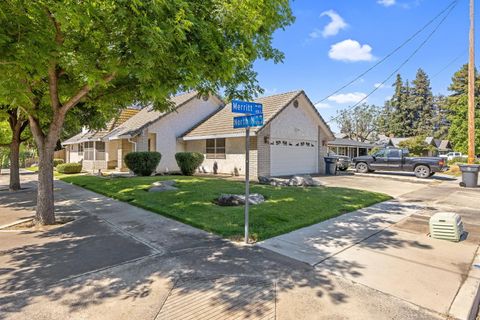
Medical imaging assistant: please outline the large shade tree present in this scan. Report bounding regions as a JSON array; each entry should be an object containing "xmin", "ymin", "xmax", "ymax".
[
  {"xmin": 0, "ymin": 106, "xmax": 30, "ymax": 191},
  {"xmin": 0, "ymin": 0, "xmax": 294, "ymax": 225}
]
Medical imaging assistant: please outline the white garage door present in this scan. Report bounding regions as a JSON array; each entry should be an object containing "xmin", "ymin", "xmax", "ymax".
[{"xmin": 270, "ymin": 142, "xmax": 318, "ymax": 176}]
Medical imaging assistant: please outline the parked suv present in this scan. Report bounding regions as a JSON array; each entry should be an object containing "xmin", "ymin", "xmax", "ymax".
[{"xmin": 352, "ymin": 148, "xmax": 448, "ymax": 178}]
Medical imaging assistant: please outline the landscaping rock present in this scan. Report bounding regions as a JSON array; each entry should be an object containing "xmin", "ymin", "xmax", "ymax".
[
  {"xmin": 149, "ymin": 180, "xmax": 178, "ymax": 192},
  {"xmin": 288, "ymin": 175, "xmax": 322, "ymax": 187},
  {"xmin": 259, "ymin": 175, "xmax": 321, "ymax": 187},
  {"xmin": 216, "ymin": 193, "xmax": 265, "ymax": 206}
]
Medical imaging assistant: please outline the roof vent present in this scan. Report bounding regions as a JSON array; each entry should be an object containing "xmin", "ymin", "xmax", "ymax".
[
  {"xmin": 293, "ymin": 100, "xmax": 299, "ymax": 108},
  {"xmin": 429, "ymin": 212, "xmax": 464, "ymax": 242}
]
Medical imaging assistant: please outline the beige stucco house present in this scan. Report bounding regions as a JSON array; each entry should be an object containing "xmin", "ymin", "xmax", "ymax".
[
  {"xmin": 182, "ymin": 90, "xmax": 335, "ymax": 178},
  {"xmin": 63, "ymin": 92, "xmax": 223, "ymax": 172}
]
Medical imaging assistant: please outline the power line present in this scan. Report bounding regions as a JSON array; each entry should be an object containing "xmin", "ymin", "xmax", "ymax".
[
  {"xmin": 431, "ymin": 50, "xmax": 467, "ymax": 79},
  {"xmin": 315, "ymin": 0, "xmax": 458, "ymax": 106},
  {"xmin": 327, "ymin": 0, "xmax": 458, "ymax": 124}
]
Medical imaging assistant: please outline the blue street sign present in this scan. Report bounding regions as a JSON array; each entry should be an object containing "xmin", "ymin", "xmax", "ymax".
[
  {"xmin": 233, "ymin": 114, "xmax": 264, "ymax": 129},
  {"xmin": 232, "ymin": 100, "xmax": 263, "ymax": 115}
]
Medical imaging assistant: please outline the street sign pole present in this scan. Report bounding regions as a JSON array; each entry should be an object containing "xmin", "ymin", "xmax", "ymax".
[
  {"xmin": 231, "ymin": 99, "xmax": 263, "ymax": 244},
  {"xmin": 244, "ymin": 126, "xmax": 250, "ymax": 244}
]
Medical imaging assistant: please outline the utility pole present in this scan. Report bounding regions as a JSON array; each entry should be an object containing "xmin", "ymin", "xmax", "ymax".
[{"xmin": 468, "ymin": 0, "xmax": 476, "ymax": 164}]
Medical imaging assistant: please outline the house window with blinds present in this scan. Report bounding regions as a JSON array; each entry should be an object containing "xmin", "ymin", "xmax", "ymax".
[{"xmin": 206, "ymin": 138, "xmax": 226, "ymax": 159}]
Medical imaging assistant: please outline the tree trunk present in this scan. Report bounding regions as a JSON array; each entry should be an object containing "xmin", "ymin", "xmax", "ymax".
[
  {"xmin": 9, "ymin": 139, "xmax": 20, "ymax": 191},
  {"xmin": 35, "ymin": 145, "xmax": 56, "ymax": 225}
]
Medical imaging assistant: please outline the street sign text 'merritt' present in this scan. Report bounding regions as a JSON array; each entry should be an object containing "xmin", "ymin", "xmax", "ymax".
[{"xmin": 231, "ymin": 99, "xmax": 263, "ymax": 115}]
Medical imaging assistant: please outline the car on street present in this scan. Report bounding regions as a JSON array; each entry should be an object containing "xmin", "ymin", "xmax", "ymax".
[
  {"xmin": 439, "ymin": 152, "xmax": 467, "ymax": 161},
  {"xmin": 352, "ymin": 148, "xmax": 448, "ymax": 178}
]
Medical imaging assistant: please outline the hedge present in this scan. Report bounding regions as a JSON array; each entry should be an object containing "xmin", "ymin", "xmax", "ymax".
[
  {"xmin": 57, "ymin": 163, "xmax": 82, "ymax": 174},
  {"xmin": 124, "ymin": 151, "xmax": 161, "ymax": 176},
  {"xmin": 53, "ymin": 158, "xmax": 64, "ymax": 167},
  {"xmin": 175, "ymin": 152, "xmax": 204, "ymax": 176}
]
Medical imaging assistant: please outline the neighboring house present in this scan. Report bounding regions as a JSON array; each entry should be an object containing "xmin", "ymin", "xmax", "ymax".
[
  {"xmin": 63, "ymin": 92, "xmax": 223, "ymax": 172},
  {"xmin": 181, "ymin": 90, "xmax": 335, "ymax": 177},
  {"xmin": 376, "ymin": 135, "xmax": 453, "ymax": 156},
  {"xmin": 328, "ymin": 138, "xmax": 376, "ymax": 158}
]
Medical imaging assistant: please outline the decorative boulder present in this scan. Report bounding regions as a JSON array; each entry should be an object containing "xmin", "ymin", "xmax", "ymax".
[
  {"xmin": 259, "ymin": 175, "xmax": 322, "ymax": 187},
  {"xmin": 216, "ymin": 193, "xmax": 265, "ymax": 206},
  {"xmin": 288, "ymin": 175, "xmax": 322, "ymax": 187},
  {"xmin": 148, "ymin": 180, "xmax": 178, "ymax": 192}
]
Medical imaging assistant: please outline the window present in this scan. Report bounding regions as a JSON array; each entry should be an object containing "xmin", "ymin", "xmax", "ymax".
[
  {"xmin": 387, "ymin": 149, "xmax": 400, "ymax": 158},
  {"xmin": 84, "ymin": 141, "xmax": 94, "ymax": 160},
  {"xmin": 374, "ymin": 149, "xmax": 386, "ymax": 158},
  {"xmin": 96, "ymin": 141, "xmax": 106, "ymax": 161},
  {"xmin": 78, "ymin": 143, "xmax": 84, "ymax": 155},
  {"xmin": 206, "ymin": 138, "xmax": 226, "ymax": 159}
]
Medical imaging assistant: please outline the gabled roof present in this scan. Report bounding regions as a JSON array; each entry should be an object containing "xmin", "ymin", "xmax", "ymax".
[
  {"xmin": 438, "ymin": 140, "xmax": 452, "ymax": 150},
  {"xmin": 105, "ymin": 91, "xmax": 201, "ymax": 140},
  {"xmin": 62, "ymin": 108, "xmax": 140, "ymax": 145},
  {"xmin": 182, "ymin": 90, "xmax": 334, "ymax": 140}
]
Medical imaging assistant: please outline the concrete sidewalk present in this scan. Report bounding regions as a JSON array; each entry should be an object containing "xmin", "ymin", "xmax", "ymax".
[
  {"xmin": 258, "ymin": 176, "xmax": 480, "ymax": 318},
  {"xmin": 0, "ymin": 173, "xmax": 447, "ymax": 319}
]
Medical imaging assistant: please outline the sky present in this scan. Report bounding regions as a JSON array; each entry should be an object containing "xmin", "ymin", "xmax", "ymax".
[{"xmin": 253, "ymin": 0, "xmax": 475, "ymax": 132}]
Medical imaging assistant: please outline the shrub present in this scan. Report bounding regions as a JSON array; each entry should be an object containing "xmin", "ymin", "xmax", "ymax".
[
  {"xmin": 124, "ymin": 151, "xmax": 161, "ymax": 176},
  {"xmin": 53, "ymin": 158, "xmax": 64, "ymax": 167},
  {"xmin": 175, "ymin": 152, "xmax": 204, "ymax": 176},
  {"xmin": 57, "ymin": 163, "xmax": 82, "ymax": 174}
]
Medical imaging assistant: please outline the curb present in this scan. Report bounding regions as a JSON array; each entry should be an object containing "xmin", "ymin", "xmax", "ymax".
[{"xmin": 449, "ymin": 248, "xmax": 480, "ymax": 320}]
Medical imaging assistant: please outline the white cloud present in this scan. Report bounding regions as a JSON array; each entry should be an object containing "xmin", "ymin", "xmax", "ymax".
[
  {"xmin": 315, "ymin": 102, "xmax": 331, "ymax": 109},
  {"xmin": 328, "ymin": 92, "xmax": 367, "ymax": 104},
  {"xmin": 328, "ymin": 39, "xmax": 375, "ymax": 62},
  {"xmin": 320, "ymin": 10, "xmax": 348, "ymax": 38},
  {"xmin": 374, "ymin": 83, "xmax": 386, "ymax": 89},
  {"xmin": 378, "ymin": 0, "xmax": 396, "ymax": 7},
  {"xmin": 309, "ymin": 29, "xmax": 322, "ymax": 39}
]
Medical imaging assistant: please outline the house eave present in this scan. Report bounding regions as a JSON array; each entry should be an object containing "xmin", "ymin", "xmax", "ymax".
[{"xmin": 183, "ymin": 132, "xmax": 257, "ymax": 141}]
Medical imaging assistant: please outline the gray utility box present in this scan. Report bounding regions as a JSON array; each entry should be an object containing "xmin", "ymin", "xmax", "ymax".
[
  {"xmin": 459, "ymin": 164, "xmax": 480, "ymax": 188},
  {"xmin": 429, "ymin": 212, "xmax": 464, "ymax": 242}
]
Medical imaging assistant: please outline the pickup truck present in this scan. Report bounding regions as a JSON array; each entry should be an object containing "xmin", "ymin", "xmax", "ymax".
[{"xmin": 352, "ymin": 148, "xmax": 448, "ymax": 178}]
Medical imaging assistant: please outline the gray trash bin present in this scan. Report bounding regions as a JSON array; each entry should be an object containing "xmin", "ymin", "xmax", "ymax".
[
  {"xmin": 324, "ymin": 157, "xmax": 337, "ymax": 175},
  {"xmin": 459, "ymin": 164, "xmax": 480, "ymax": 188}
]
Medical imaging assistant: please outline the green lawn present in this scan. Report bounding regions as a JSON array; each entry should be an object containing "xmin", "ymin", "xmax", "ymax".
[{"xmin": 60, "ymin": 175, "xmax": 391, "ymax": 241}]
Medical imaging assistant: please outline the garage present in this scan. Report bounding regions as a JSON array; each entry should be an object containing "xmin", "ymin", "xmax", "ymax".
[{"xmin": 270, "ymin": 140, "xmax": 318, "ymax": 176}]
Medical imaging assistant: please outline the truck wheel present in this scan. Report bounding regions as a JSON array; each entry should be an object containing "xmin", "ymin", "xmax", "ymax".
[
  {"xmin": 414, "ymin": 165, "xmax": 431, "ymax": 178},
  {"xmin": 356, "ymin": 162, "xmax": 369, "ymax": 173}
]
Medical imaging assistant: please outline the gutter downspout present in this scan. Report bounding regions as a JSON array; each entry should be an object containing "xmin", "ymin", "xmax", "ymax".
[{"xmin": 128, "ymin": 138, "xmax": 137, "ymax": 152}]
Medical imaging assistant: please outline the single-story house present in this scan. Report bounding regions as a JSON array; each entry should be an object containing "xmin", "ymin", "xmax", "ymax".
[
  {"xmin": 328, "ymin": 138, "xmax": 376, "ymax": 158},
  {"xmin": 181, "ymin": 90, "xmax": 335, "ymax": 177},
  {"xmin": 63, "ymin": 92, "xmax": 224, "ymax": 172}
]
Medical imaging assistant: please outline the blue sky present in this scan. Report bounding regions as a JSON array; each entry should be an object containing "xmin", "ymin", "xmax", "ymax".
[{"xmin": 254, "ymin": 0, "xmax": 474, "ymax": 132}]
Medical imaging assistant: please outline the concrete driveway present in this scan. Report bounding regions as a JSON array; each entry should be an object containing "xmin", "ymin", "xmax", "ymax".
[
  {"xmin": 258, "ymin": 175, "xmax": 480, "ymax": 319},
  {"xmin": 0, "ymin": 172, "xmax": 447, "ymax": 320}
]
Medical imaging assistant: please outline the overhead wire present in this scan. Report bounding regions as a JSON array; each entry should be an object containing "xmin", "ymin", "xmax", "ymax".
[
  {"xmin": 326, "ymin": 0, "xmax": 459, "ymax": 124},
  {"xmin": 314, "ymin": 0, "xmax": 458, "ymax": 105}
]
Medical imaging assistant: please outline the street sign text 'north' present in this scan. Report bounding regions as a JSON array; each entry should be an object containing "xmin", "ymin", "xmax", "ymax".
[{"xmin": 233, "ymin": 114, "xmax": 264, "ymax": 129}]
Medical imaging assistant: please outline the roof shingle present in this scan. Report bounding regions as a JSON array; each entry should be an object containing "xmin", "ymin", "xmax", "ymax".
[{"xmin": 183, "ymin": 90, "xmax": 332, "ymax": 139}]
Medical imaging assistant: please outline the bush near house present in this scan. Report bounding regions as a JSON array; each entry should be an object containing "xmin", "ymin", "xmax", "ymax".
[
  {"xmin": 57, "ymin": 163, "xmax": 82, "ymax": 174},
  {"xmin": 53, "ymin": 158, "xmax": 65, "ymax": 167},
  {"xmin": 124, "ymin": 151, "xmax": 161, "ymax": 176},
  {"xmin": 398, "ymin": 136, "xmax": 436, "ymax": 156},
  {"xmin": 175, "ymin": 152, "xmax": 204, "ymax": 176}
]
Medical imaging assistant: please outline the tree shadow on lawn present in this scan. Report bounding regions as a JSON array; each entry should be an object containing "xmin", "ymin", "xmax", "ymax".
[
  {"xmin": 0, "ymin": 177, "xmax": 438, "ymax": 319},
  {"xmin": 0, "ymin": 187, "xmax": 436, "ymax": 319}
]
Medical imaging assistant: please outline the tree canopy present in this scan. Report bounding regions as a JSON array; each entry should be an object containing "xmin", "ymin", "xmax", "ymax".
[
  {"xmin": 0, "ymin": 0, "xmax": 294, "ymax": 224},
  {"xmin": 444, "ymin": 64, "xmax": 480, "ymax": 154},
  {"xmin": 335, "ymin": 103, "xmax": 381, "ymax": 142}
]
